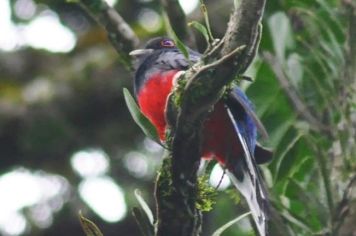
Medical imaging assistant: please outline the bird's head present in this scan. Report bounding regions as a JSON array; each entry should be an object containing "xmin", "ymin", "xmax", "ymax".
[
  {"xmin": 130, "ymin": 37, "xmax": 201, "ymax": 95},
  {"xmin": 129, "ymin": 37, "xmax": 177, "ymax": 59}
]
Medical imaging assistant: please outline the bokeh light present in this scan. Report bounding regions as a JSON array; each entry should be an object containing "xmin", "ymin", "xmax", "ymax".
[
  {"xmin": 79, "ymin": 177, "xmax": 127, "ymax": 223},
  {"xmin": 71, "ymin": 149, "xmax": 110, "ymax": 178},
  {"xmin": 138, "ymin": 8, "xmax": 162, "ymax": 33},
  {"xmin": 22, "ymin": 78, "xmax": 54, "ymax": 103},
  {"xmin": 0, "ymin": 0, "xmax": 76, "ymax": 52},
  {"xmin": 0, "ymin": 169, "xmax": 70, "ymax": 235},
  {"xmin": 103, "ymin": 0, "xmax": 117, "ymax": 7},
  {"xmin": 209, "ymin": 164, "xmax": 231, "ymax": 190},
  {"xmin": 14, "ymin": 0, "xmax": 36, "ymax": 20},
  {"xmin": 0, "ymin": 0, "xmax": 20, "ymax": 51},
  {"xmin": 28, "ymin": 204, "xmax": 53, "ymax": 229},
  {"xmin": 22, "ymin": 10, "xmax": 76, "ymax": 52},
  {"xmin": 124, "ymin": 151, "xmax": 149, "ymax": 178},
  {"xmin": 178, "ymin": 0, "xmax": 199, "ymax": 14},
  {"xmin": 0, "ymin": 212, "xmax": 27, "ymax": 236},
  {"xmin": 143, "ymin": 138, "xmax": 162, "ymax": 153}
]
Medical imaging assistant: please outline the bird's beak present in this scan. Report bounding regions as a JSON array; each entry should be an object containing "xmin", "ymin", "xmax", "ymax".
[{"xmin": 129, "ymin": 49, "xmax": 154, "ymax": 57}]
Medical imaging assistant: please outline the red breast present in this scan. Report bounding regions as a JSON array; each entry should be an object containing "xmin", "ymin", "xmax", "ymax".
[
  {"xmin": 137, "ymin": 70, "xmax": 178, "ymax": 140},
  {"xmin": 137, "ymin": 69, "xmax": 241, "ymax": 165}
]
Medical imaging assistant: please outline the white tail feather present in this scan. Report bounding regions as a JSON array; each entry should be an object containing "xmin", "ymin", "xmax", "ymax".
[{"xmin": 226, "ymin": 107, "xmax": 268, "ymax": 236}]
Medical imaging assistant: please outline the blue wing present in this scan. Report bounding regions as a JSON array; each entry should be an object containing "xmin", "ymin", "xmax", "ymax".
[
  {"xmin": 225, "ymin": 87, "xmax": 270, "ymax": 236},
  {"xmin": 226, "ymin": 88, "xmax": 272, "ymax": 164},
  {"xmin": 227, "ymin": 87, "xmax": 258, "ymax": 151}
]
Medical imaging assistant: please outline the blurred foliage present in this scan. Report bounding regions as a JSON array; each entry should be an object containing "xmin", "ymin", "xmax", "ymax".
[{"xmin": 0, "ymin": 0, "xmax": 354, "ymax": 235}]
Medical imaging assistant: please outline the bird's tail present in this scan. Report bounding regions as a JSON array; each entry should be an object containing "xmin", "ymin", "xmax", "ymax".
[{"xmin": 226, "ymin": 108, "xmax": 269, "ymax": 236}]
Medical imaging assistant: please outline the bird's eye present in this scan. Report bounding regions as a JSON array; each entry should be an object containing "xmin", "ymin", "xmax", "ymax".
[{"xmin": 160, "ymin": 39, "xmax": 175, "ymax": 48}]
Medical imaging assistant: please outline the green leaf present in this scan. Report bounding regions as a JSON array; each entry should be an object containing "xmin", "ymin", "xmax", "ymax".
[
  {"xmin": 273, "ymin": 132, "xmax": 304, "ymax": 182},
  {"xmin": 79, "ymin": 211, "xmax": 104, "ymax": 236},
  {"xmin": 212, "ymin": 212, "xmax": 251, "ymax": 236},
  {"xmin": 287, "ymin": 178, "xmax": 326, "ymax": 230},
  {"xmin": 134, "ymin": 189, "xmax": 154, "ymax": 225},
  {"xmin": 267, "ymin": 12, "xmax": 295, "ymax": 61},
  {"xmin": 199, "ymin": 0, "xmax": 214, "ymax": 42},
  {"xmin": 279, "ymin": 203, "xmax": 314, "ymax": 234},
  {"xmin": 174, "ymin": 35, "xmax": 190, "ymax": 61},
  {"xmin": 286, "ymin": 53, "xmax": 303, "ymax": 88},
  {"xmin": 188, "ymin": 21, "xmax": 209, "ymax": 44},
  {"xmin": 123, "ymin": 88, "xmax": 160, "ymax": 144}
]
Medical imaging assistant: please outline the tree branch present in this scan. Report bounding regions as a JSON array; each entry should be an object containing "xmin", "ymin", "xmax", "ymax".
[
  {"xmin": 159, "ymin": 0, "xmax": 195, "ymax": 46},
  {"xmin": 333, "ymin": 174, "xmax": 356, "ymax": 234},
  {"xmin": 79, "ymin": 0, "xmax": 139, "ymax": 69},
  {"xmin": 172, "ymin": 0, "xmax": 266, "ymax": 171},
  {"xmin": 154, "ymin": 0, "xmax": 267, "ymax": 235}
]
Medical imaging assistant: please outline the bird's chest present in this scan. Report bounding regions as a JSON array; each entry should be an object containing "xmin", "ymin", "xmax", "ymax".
[
  {"xmin": 137, "ymin": 70, "xmax": 178, "ymax": 140},
  {"xmin": 136, "ymin": 70, "xmax": 242, "ymax": 164}
]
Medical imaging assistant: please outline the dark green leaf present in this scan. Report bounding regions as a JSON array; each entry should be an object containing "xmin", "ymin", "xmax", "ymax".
[
  {"xmin": 199, "ymin": 0, "xmax": 214, "ymax": 41},
  {"xmin": 287, "ymin": 179, "xmax": 326, "ymax": 230},
  {"xmin": 174, "ymin": 36, "xmax": 190, "ymax": 61},
  {"xmin": 273, "ymin": 133, "xmax": 304, "ymax": 182},
  {"xmin": 123, "ymin": 88, "xmax": 160, "ymax": 144},
  {"xmin": 188, "ymin": 21, "xmax": 209, "ymax": 44},
  {"xmin": 278, "ymin": 203, "xmax": 314, "ymax": 234}
]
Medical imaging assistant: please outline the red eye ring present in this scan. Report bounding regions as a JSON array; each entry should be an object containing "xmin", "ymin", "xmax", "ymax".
[{"xmin": 160, "ymin": 39, "xmax": 175, "ymax": 48}]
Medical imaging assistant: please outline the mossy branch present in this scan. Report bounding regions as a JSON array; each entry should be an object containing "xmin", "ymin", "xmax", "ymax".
[
  {"xmin": 170, "ymin": 0, "xmax": 266, "ymax": 186},
  {"xmin": 156, "ymin": 0, "xmax": 267, "ymax": 236}
]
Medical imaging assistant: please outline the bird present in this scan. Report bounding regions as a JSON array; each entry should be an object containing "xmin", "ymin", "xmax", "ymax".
[{"xmin": 129, "ymin": 37, "xmax": 272, "ymax": 236}]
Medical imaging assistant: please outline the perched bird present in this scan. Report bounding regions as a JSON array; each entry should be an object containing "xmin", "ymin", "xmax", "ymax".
[{"xmin": 130, "ymin": 37, "xmax": 272, "ymax": 236}]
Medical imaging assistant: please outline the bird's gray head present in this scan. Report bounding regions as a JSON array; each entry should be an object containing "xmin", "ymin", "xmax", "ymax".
[
  {"xmin": 130, "ymin": 37, "xmax": 201, "ymax": 95},
  {"xmin": 129, "ymin": 37, "xmax": 177, "ymax": 59}
]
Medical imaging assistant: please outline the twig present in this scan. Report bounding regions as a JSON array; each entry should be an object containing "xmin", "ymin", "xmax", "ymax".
[
  {"xmin": 333, "ymin": 174, "xmax": 356, "ymax": 234},
  {"xmin": 203, "ymin": 36, "xmax": 225, "ymax": 57},
  {"xmin": 214, "ymin": 166, "xmax": 227, "ymax": 191},
  {"xmin": 159, "ymin": 0, "xmax": 195, "ymax": 47},
  {"xmin": 79, "ymin": 0, "xmax": 139, "ymax": 69},
  {"xmin": 185, "ymin": 44, "xmax": 247, "ymax": 87},
  {"xmin": 198, "ymin": 45, "xmax": 247, "ymax": 72},
  {"xmin": 199, "ymin": 0, "xmax": 214, "ymax": 43}
]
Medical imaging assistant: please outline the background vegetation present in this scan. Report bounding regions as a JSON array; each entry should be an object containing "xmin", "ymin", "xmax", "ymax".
[{"xmin": 0, "ymin": 0, "xmax": 354, "ymax": 235}]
